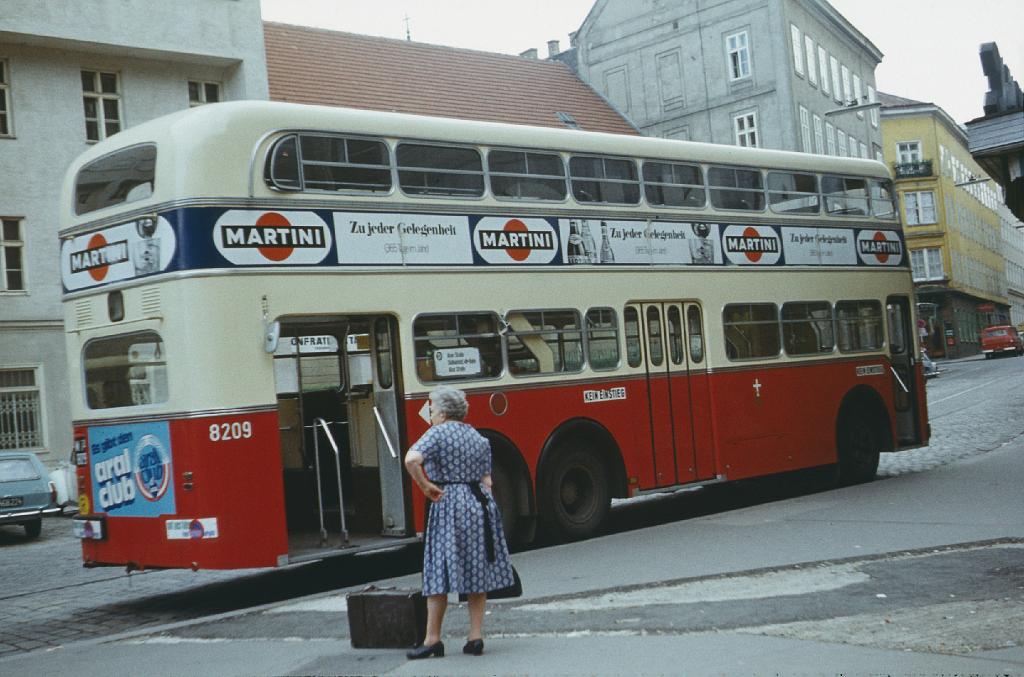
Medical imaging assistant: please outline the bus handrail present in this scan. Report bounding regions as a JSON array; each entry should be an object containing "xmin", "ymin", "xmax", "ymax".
[
  {"xmin": 311, "ymin": 417, "xmax": 349, "ymax": 547},
  {"xmin": 372, "ymin": 406, "xmax": 399, "ymax": 460},
  {"xmin": 889, "ymin": 365, "xmax": 909, "ymax": 393}
]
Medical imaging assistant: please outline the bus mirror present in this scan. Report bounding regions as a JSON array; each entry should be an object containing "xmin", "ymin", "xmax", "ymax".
[{"xmin": 264, "ymin": 321, "xmax": 281, "ymax": 353}]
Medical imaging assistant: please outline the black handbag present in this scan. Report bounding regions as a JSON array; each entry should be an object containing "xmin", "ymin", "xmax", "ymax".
[{"xmin": 459, "ymin": 565, "xmax": 522, "ymax": 601}]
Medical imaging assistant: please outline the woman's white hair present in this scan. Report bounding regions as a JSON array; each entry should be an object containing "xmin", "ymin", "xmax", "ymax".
[{"xmin": 430, "ymin": 385, "xmax": 469, "ymax": 420}]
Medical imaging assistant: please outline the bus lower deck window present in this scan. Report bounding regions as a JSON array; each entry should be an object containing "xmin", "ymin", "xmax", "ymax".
[
  {"xmin": 723, "ymin": 303, "xmax": 780, "ymax": 359},
  {"xmin": 413, "ymin": 312, "xmax": 501, "ymax": 382}
]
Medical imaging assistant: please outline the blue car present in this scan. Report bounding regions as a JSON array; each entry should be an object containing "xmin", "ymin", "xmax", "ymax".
[{"xmin": 0, "ymin": 451, "xmax": 61, "ymax": 539}]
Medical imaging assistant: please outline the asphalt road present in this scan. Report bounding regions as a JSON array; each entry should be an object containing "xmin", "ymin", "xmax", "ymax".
[{"xmin": 1, "ymin": 354, "xmax": 1022, "ymax": 671}]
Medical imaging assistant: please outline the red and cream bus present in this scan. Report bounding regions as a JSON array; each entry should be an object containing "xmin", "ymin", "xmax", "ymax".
[{"xmin": 60, "ymin": 101, "xmax": 928, "ymax": 570}]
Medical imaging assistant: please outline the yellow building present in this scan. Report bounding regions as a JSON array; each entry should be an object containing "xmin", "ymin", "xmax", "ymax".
[{"xmin": 880, "ymin": 93, "xmax": 1008, "ymax": 359}]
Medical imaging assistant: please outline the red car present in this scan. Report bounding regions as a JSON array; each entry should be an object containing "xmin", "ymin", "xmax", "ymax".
[{"xmin": 980, "ymin": 325, "xmax": 1024, "ymax": 358}]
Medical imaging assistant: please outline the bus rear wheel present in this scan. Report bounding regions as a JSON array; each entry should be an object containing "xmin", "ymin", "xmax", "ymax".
[
  {"xmin": 540, "ymin": 446, "xmax": 609, "ymax": 541},
  {"xmin": 490, "ymin": 455, "xmax": 522, "ymax": 546},
  {"xmin": 836, "ymin": 414, "xmax": 881, "ymax": 486}
]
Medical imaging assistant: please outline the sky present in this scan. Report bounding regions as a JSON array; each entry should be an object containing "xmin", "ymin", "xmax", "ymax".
[{"xmin": 260, "ymin": 0, "xmax": 1024, "ymax": 125}]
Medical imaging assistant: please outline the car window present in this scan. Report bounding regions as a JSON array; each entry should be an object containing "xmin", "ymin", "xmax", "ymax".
[{"xmin": 0, "ymin": 458, "xmax": 40, "ymax": 482}]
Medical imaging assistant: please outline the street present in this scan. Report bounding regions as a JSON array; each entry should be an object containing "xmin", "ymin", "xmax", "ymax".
[{"xmin": 1, "ymin": 354, "xmax": 1023, "ymax": 674}]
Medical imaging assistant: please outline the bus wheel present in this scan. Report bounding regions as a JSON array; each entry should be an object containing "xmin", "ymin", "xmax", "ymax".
[
  {"xmin": 540, "ymin": 445, "xmax": 609, "ymax": 541},
  {"xmin": 836, "ymin": 413, "xmax": 881, "ymax": 486},
  {"xmin": 490, "ymin": 455, "xmax": 521, "ymax": 546}
]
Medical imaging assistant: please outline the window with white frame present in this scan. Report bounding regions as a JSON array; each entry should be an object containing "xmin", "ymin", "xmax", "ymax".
[
  {"xmin": 897, "ymin": 141, "xmax": 922, "ymax": 164},
  {"xmin": 837, "ymin": 129, "xmax": 848, "ymax": 157},
  {"xmin": 0, "ymin": 368, "xmax": 43, "ymax": 449},
  {"xmin": 859, "ymin": 142, "xmax": 868, "ymax": 159},
  {"xmin": 799, "ymin": 106, "xmax": 812, "ymax": 152},
  {"xmin": 734, "ymin": 111, "xmax": 758, "ymax": 147},
  {"xmin": 818, "ymin": 47, "xmax": 830, "ymax": 95},
  {"xmin": 813, "ymin": 115, "xmax": 824, "ymax": 154},
  {"xmin": 0, "ymin": 59, "xmax": 11, "ymax": 137},
  {"xmin": 805, "ymin": 36, "xmax": 817, "ymax": 86},
  {"xmin": 81, "ymin": 70, "xmax": 121, "ymax": 142},
  {"xmin": 791, "ymin": 25, "xmax": 804, "ymax": 76},
  {"xmin": 727, "ymin": 31, "xmax": 751, "ymax": 80},
  {"xmin": 188, "ymin": 80, "xmax": 221, "ymax": 107},
  {"xmin": 848, "ymin": 134, "xmax": 858, "ymax": 157},
  {"xmin": 867, "ymin": 85, "xmax": 878, "ymax": 127},
  {"xmin": 829, "ymin": 56, "xmax": 841, "ymax": 103},
  {"xmin": 853, "ymin": 73, "xmax": 863, "ymax": 117},
  {"xmin": 904, "ymin": 190, "xmax": 937, "ymax": 225},
  {"xmin": 826, "ymin": 122, "xmax": 836, "ymax": 155},
  {"xmin": 910, "ymin": 247, "xmax": 944, "ymax": 281},
  {"xmin": 840, "ymin": 64, "xmax": 851, "ymax": 105},
  {"xmin": 1, "ymin": 218, "xmax": 24, "ymax": 292}
]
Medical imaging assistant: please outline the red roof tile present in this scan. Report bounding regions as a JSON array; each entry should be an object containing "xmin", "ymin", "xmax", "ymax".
[{"xmin": 263, "ymin": 22, "xmax": 638, "ymax": 136}]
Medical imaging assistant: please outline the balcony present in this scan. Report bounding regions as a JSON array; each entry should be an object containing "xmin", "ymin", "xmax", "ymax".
[{"xmin": 894, "ymin": 160, "xmax": 933, "ymax": 178}]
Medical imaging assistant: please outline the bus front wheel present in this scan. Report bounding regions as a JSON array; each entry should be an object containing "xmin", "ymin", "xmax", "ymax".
[
  {"xmin": 540, "ymin": 445, "xmax": 610, "ymax": 541},
  {"xmin": 836, "ymin": 413, "xmax": 881, "ymax": 486}
]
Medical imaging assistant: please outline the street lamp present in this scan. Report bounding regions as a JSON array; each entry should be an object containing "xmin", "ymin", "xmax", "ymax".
[
  {"xmin": 954, "ymin": 176, "xmax": 992, "ymax": 188},
  {"xmin": 824, "ymin": 100, "xmax": 882, "ymax": 117}
]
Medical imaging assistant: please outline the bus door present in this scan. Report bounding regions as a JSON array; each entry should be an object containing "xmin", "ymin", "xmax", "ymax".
[
  {"xmin": 274, "ymin": 315, "xmax": 407, "ymax": 559},
  {"xmin": 635, "ymin": 302, "xmax": 697, "ymax": 487},
  {"xmin": 886, "ymin": 296, "xmax": 923, "ymax": 445},
  {"xmin": 682, "ymin": 303, "xmax": 717, "ymax": 480}
]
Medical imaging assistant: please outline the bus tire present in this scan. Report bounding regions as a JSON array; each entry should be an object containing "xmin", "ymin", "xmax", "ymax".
[
  {"xmin": 836, "ymin": 412, "xmax": 881, "ymax": 486},
  {"xmin": 539, "ymin": 444, "xmax": 610, "ymax": 541},
  {"xmin": 490, "ymin": 454, "xmax": 523, "ymax": 547},
  {"xmin": 24, "ymin": 519, "xmax": 42, "ymax": 539}
]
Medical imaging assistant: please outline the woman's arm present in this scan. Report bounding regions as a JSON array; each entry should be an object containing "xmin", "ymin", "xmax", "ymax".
[{"xmin": 405, "ymin": 452, "xmax": 443, "ymax": 502}]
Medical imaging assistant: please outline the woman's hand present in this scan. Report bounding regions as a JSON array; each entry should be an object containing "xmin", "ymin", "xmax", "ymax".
[{"xmin": 423, "ymin": 482, "xmax": 444, "ymax": 502}]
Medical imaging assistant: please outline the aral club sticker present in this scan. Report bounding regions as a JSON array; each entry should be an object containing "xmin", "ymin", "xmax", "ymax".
[{"xmin": 214, "ymin": 210, "xmax": 332, "ymax": 265}]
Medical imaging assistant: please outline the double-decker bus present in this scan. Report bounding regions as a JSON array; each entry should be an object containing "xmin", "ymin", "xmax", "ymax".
[{"xmin": 60, "ymin": 101, "xmax": 928, "ymax": 570}]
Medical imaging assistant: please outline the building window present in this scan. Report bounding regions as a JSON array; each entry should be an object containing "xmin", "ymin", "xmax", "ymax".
[
  {"xmin": 867, "ymin": 85, "xmax": 878, "ymax": 127},
  {"xmin": 81, "ymin": 70, "xmax": 121, "ymax": 142},
  {"xmin": 188, "ymin": 80, "xmax": 220, "ymax": 106},
  {"xmin": 897, "ymin": 141, "xmax": 922, "ymax": 164},
  {"xmin": 859, "ymin": 142, "xmax": 868, "ymax": 159},
  {"xmin": 911, "ymin": 247, "xmax": 945, "ymax": 281},
  {"xmin": 0, "ymin": 368, "xmax": 43, "ymax": 449},
  {"xmin": 813, "ymin": 115, "xmax": 824, "ymax": 154},
  {"xmin": 840, "ymin": 65, "xmax": 851, "ymax": 105},
  {"xmin": 830, "ymin": 56, "xmax": 841, "ymax": 103},
  {"xmin": 904, "ymin": 190, "xmax": 937, "ymax": 225},
  {"xmin": 805, "ymin": 36, "xmax": 817, "ymax": 86},
  {"xmin": 1, "ymin": 218, "xmax": 24, "ymax": 292},
  {"xmin": 0, "ymin": 59, "xmax": 11, "ymax": 137},
  {"xmin": 818, "ymin": 47, "xmax": 830, "ymax": 95},
  {"xmin": 837, "ymin": 129, "xmax": 848, "ymax": 157},
  {"xmin": 799, "ymin": 106, "xmax": 812, "ymax": 152},
  {"xmin": 726, "ymin": 31, "xmax": 751, "ymax": 81},
  {"xmin": 826, "ymin": 122, "xmax": 836, "ymax": 155},
  {"xmin": 656, "ymin": 50, "xmax": 684, "ymax": 110},
  {"xmin": 853, "ymin": 74, "xmax": 863, "ymax": 117},
  {"xmin": 790, "ymin": 25, "xmax": 804, "ymax": 76},
  {"xmin": 734, "ymin": 111, "xmax": 758, "ymax": 147},
  {"xmin": 848, "ymin": 135, "xmax": 858, "ymax": 158}
]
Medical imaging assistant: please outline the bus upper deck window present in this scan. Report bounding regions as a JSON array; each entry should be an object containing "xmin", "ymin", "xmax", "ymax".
[
  {"xmin": 84, "ymin": 331, "xmax": 168, "ymax": 409},
  {"xmin": 75, "ymin": 144, "xmax": 156, "ymax": 215},
  {"xmin": 397, "ymin": 143, "xmax": 484, "ymax": 197},
  {"xmin": 569, "ymin": 156, "xmax": 640, "ymax": 205},
  {"xmin": 822, "ymin": 175, "xmax": 869, "ymax": 216},
  {"xmin": 643, "ymin": 161, "xmax": 705, "ymax": 208},
  {"xmin": 708, "ymin": 166, "xmax": 765, "ymax": 211},
  {"xmin": 870, "ymin": 179, "xmax": 897, "ymax": 219},
  {"xmin": 488, "ymin": 149, "xmax": 567, "ymax": 201},
  {"xmin": 767, "ymin": 171, "xmax": 819, "ymax": 214},
  {"xmin": 266, "ymin": 135, "xmax": 300, "ymax": 190},
  {"xmin": 300, "ymin": 135, "xmax": 391, "ymax": 192}
]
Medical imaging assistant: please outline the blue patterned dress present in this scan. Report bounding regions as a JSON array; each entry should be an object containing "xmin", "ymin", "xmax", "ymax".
[{"xmin": 411, "ymin": 421, "xmax": 516, "ymax": 596}]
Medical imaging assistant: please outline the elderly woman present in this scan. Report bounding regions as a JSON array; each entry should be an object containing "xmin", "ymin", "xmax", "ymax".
[{"xmin": 403, "ymin": 385, "xmax": 516, "ymax": 659}]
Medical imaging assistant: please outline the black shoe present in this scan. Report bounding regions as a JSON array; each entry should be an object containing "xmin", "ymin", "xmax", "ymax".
[
  {"xmin": 406, "ymin": 641, "xmax": 444, "ymax": 659},
  {"xmin": 463, "ymin": 638, "xmax": 484, "ymax": 655}
]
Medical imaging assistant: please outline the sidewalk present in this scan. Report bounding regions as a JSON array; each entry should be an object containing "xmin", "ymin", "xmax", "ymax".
[{"xmin": 4, "ymin": 438, "xmax": 1024, "ymax": 676}]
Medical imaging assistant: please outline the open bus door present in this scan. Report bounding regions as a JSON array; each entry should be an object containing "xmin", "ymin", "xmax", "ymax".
[
  {"xmin": 274, "ymin": 315, "xmax": 410, "ymax": 563},
  {"xmin": 886, "ymin": 296, "xmax": 924, "ymax": 446}
]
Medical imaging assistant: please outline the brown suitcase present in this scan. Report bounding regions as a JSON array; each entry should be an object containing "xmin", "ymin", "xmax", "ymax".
[{"xmin": 346, "ymin": 586, "xmax": 427, "ymax": 648}]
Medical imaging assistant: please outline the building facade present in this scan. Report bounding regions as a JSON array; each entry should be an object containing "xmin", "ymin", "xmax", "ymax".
[
  {"xmin": 881, "ymin": 94, "xmax": 1010, "ymax": 359},
  {"xmin": 999, "ymin": 203, "xmax": 1024, "ymax": 328},
  {"xmin": 572, "ymin": 0, "xmax": 882, "ymax": 156},
  {"xmin": 0, "ymin": 0, "xmax": 268, "ymax": 463}
]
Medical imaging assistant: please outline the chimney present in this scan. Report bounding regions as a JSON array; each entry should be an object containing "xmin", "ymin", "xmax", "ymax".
[
  {"xmin": 569, "ymin": 31, "xmax": 578, "ymax": 48},
  {"xmin": 520, "ymin": 48, "xmax": 538, "ymax": 59},
  {"xmin": 547, "ymin": 40, "xmax": 561, "ymax": 58}
]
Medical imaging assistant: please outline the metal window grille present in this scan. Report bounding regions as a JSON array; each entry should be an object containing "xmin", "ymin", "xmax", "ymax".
[{"xmin": 0, "ymin": 369, "xmax": 42, "ymax": 449}]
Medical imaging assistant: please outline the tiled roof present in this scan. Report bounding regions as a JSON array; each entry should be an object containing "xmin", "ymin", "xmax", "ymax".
[
  {"xmin": 878, "ymin": 91, "xmax": 929, "ymax": 108},
  {"xmin": 263, "ymin": 22, "xmax": 638, "ymax": 136}
]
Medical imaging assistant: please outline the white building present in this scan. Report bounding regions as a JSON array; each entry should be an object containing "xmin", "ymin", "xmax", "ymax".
[
  {"xmin": 0, "ymin": 0, "xmax": 268, "ymax": 464},
  {"xmin": 572, "ymin": 0, "xmax": 883, "ymax": 157},
  {"xmin": 999, "ymin": 204, "xmax": 1024, "ymax": 328}
]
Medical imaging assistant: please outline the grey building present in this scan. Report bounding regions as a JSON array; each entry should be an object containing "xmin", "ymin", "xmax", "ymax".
[
  {"xmin": 572, "ymin": 0, "xmax": 883, "ymax": 157},
  {"xmin": 0, "ymin": 0, "xmax": 268, "ymax": 464}
]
